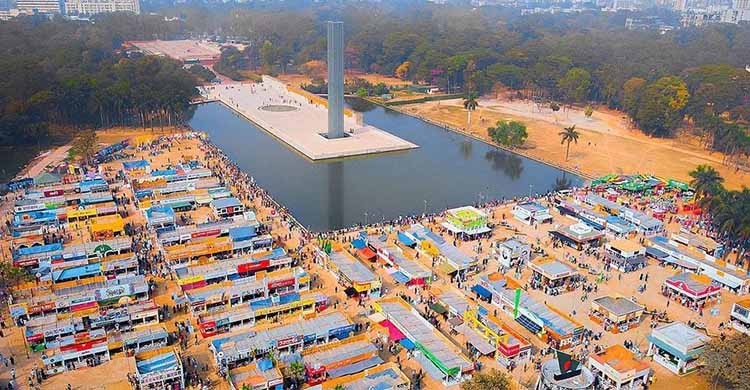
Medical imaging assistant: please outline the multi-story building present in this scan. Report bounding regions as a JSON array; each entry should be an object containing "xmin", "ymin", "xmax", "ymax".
[
  {"xmin": 16, "ymin": 0, "xmax": 62, "ymax": 14},
  {"xmin": 63, "ymin": 0, "xmax": 140, "ymax": 15}
]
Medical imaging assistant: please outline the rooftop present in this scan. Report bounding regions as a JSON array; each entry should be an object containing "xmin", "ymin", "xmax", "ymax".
[
  {"xmin": 446, "ymin": 206, "xmax": 487, "ymax": 222},
  {"xmin": 651, "ymin": 322, "xmax": 709, "ymax": 351},
  {"xmin": 328, "ymin": 251, "xmax": 378, "ymax": 283},
  {"xmin": 590, "ymin": 345, "xmax": 650, "ymax": 373},
  {"xmin": 592, "ymin": 296, "xmax": 644, "ymax": 317},
  {"xmin": 530, "ymin": 257, "xmax": 577, "ymax": 279}
]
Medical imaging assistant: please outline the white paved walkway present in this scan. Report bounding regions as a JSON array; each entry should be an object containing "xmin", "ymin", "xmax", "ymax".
[{"xmin": 201, "ymin": 77, "xmax": 417, "ymax": 160}]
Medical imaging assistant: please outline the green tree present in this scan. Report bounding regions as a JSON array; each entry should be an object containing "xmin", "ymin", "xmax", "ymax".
[
  {"xmin": 689, "ymin": 164, "xmax": 724, "ymax": 200},
  {"xmin": 488, "ymin": 120, "xmax": 528, "ymax": 149},
  {"xmin": 635, "ymin": 76, "xmax": 689, "ymax": 136},
  {"xmin": 584, "ymin": 105, "xmax": 594, "ymax": 119},
  {"xmin": 461, "ymin": 369, "xmax": 512, "ymax": 390},
  {"xmin": 622, "ymin": 77, "xmax": 647, "ymax": 118},
  {"xmin": 188, "ymin": 65, "xmax": 216, "ymax": 82},
  {"xmin": 463, "ymin": 92, "xmax": 479, "ymax": 130},
  {"xmin": 356, "ymin": 87, "xmax": 368, "ymax": 98},
  {"xmin": 702, "ymin": 333, "xmax": 750, "ymax": 389},
  {"xmin": 558, "ymin": 67, "xmax": 592, "ymax": 104},
  {"xmin": 287, "ymin": 360, "xmax": 305, "ymax": 387},
  {"xmin": 69, "ymin": 130, "xmax": 98, "ymax": 165},
  {"xmin": 559, "ymin": 125, "xmax": 580, "ymax": 161},
  {"xmin": 0, "ymin": 262, "xmax": 31, "ymax": 289},
  {"xmin": 486, "ymin": 63, "xmax": 526, "ymax": 90}
]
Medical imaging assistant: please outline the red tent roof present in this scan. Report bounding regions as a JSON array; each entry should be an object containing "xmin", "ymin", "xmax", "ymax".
[{"xmin": 379, "ymin": 319, "xmax": 405, "ymax": 341}]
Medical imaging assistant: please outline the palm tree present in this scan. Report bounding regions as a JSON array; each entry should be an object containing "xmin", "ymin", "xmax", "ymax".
[
  {"xmin": 463, "ymin": 92, "xmax": 479, "ymax": 130},
  {"xmin": 333, "ymin": 385, "xmax": 346, "ymax": 390},
  {"xmin": 287, "ymin": 360, "xmax": 305, "ymax": 387},
  {"xmin": 689, "ymin": 165, "xmax": 725, "ymax": 200},
  {"xmin": 559, "ymin": 125, "xmax": 580, "ymax": 161}
]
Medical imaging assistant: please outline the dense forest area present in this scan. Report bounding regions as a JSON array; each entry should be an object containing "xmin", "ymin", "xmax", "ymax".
[
  {"xmin": 1, "ymin": 3, "xmax": 749, "ymax": 166},
  {"xmin": 0, "ymin": 14, "xmax": 199, "ymax": 150},
  {"xmin": 165, "ymin": 4, "xmax": 750, "ymax": 161}
]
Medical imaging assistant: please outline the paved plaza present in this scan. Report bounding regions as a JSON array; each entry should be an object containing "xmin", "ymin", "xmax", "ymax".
[
  {"xmin": 128, "ymin": 40, "xmax": 223, "ymax": 62},
  {"xmin": 201, "ymin": 77, "xmax": 418, "ymax": 160}
]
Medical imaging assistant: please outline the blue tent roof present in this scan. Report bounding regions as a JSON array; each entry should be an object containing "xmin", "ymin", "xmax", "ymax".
[
  {"xmin": 211, "ymin": 197, "xmax": 242, "ymax": 209},
  {"xmin": 122, "ymin": 160, "xmax": 149, "ymax": 170},
  {"xmin": 351, "ymin": 238, "xmax": 366, "ymax": 249},
  {"xmin": 278, "ymin": 292, "xmax": 301, "ymax": 305},
  {"xmin": 257, "ymin": 358, "xmax": 274, "ymax": 372},
  {"xmin": 17, "ymin": 243, "xmax": 62, "ymax": 256},
  {"xmin": 399, "ymin": 338, "xmax": 416, "ymax": 350},
  {"xmin": 397, "ymin": 232, "xmax": 415, "ymax": 246},
  {"xmin": 391, "ymin": 271, "xmax": 410, "ymax": 284},
  {"xmin": 136, "ymin": 351, "xmax": 178, "ymax": 374},
  {"xmin": 471, "ymin": 284, "xmax": 492, "ymax": 300},
  {"xmin": 146, "ymin": 206, "xmax": 175, "ymax": 218},
  {"xmin": 53, "ymin": 263, "xmax": 101, "ymax": 281},
  {"xmin": 151, "ymin": 168, "xmax": 176, "ymax": 177},
  {"xmin": 229, "ymin": 226, "xmax": 256, "ymax": 242}
]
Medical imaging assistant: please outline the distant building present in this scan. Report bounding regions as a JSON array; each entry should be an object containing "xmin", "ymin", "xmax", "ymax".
[
  {"xmin": 721, "ymin": 7, "xmax": 750, "ymax": 23},
  {"xmin": 64, "ymin": 0, "xmax": 140, "ymax": 15},
  {"xmin": 16, "ymin": 0, "xmax": 62, "ymax": 14}
]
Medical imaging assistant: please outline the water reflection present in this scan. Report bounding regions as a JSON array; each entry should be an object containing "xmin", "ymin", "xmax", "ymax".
[
  {"xmin": 327, "ymin": 161, "xmax": 344, "ymax": 229},
  {"xmin": 484, "ymin": 149, "xmax": 524, "ymax": 180},
  {"xmin": 347, "ymin": 98, "xmax": 377, "ymax": 113},
  {"xmin": 460, "ymin": 140, "xmax": 473, "ymax": 160},
  {"xmin": 189, "ymin": 101, "xmax": 582, "ymax": 231}
]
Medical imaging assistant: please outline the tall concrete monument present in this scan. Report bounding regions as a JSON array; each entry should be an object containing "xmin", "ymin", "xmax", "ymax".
[{"xmin": 327, "ymin": 21, "xmax": 345, "ymax": 139}]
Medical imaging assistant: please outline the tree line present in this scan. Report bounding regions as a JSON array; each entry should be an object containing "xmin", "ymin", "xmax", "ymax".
[
  {"xmin": 156, "ymin": 4, "xmax": 749, "ymax": 163},
  {"xmin": 689, "ymin": 165, "xmax": 750, "ymax": 262},
  {"xmin": 0, "ymin": 14, "xmax": 200, "ymax": 149}
]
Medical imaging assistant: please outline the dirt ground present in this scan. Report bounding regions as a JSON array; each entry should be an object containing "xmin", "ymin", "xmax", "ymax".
[
  {"xmin": 402, "ymin": 98, "xmax": 749, "ymax": 189},
  {"xmin": 0, "ymin": 119, "xmax": 736, "ymax": 390}
]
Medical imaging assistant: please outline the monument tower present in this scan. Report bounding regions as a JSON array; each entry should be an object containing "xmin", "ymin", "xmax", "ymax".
[{"xmin": 327, "ymin": 21, "xmax": 345, "ymax": 139}]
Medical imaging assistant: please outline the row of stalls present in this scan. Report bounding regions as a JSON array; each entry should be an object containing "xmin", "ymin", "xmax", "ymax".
[
  {"xmin": 317, "ymin": 249, "xmax": 382, "ymax": 299},
  {"xmin": 23, "ymin": 300, "xmax": 160, "ymax": 352},
  {"xmin": 10, "ymin": 274, "xmax": 150, "ymax": 322},
  {"xmin": 306, "ymin": 362, "xmax": 410, "ymax": 390},
  {"xmin": 401, "ymin": 223, "xmax": 479, "ymax": 277},
  {"xmin": 184, "ymin": 267, "xmax": 311, "ymax": 314},
  {"xmin": 131, "ymin": 347, "xmax": 186, "ymax": 390},
  {"xmin": 209, "ymin": 312, "xmax": 355, "ymax": 370},
  {"xmin": 13, "ymin": 236, "xmax": 133, "ymax": 276},
  {"xmin": 173, "ymin": 248, "xmax": 293, "ymax": 291},
  {"xmin": 302, "ymin": 334, "xmax": 382, "ymax": 385},
  {"xmin": 458, "ymin": 307, "xmax": 533, "ymax": 368},
  {"xmin": 649, "ymin": 235, "xmax": 750, "ymax": 295},
  {"xmin": 363, "ymin": 234, "xmax": 433, "ymax": 286},
  {"xmin": 473, "ymin": 273, "xmax": 584, "ymax": 350},
  {"xmin": 374, "ymin": 297, "xmax": 474, "ymax": 386},
  {"xmin": 196, "ymin": 291, "xmax": 328, "ymax": 337}
]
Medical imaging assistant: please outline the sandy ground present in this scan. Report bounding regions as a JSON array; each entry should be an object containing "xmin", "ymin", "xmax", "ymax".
[
  {"xmin": 273, "ymin": 73, "xmax": 748, "ymax": 189},
  {"xmin": 0, "ymin": 123, "xmax": 737, "ymax": 390},
  {"xmin": 402, "ymin": 98, "xmax": 749, "ymax": 189}
]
